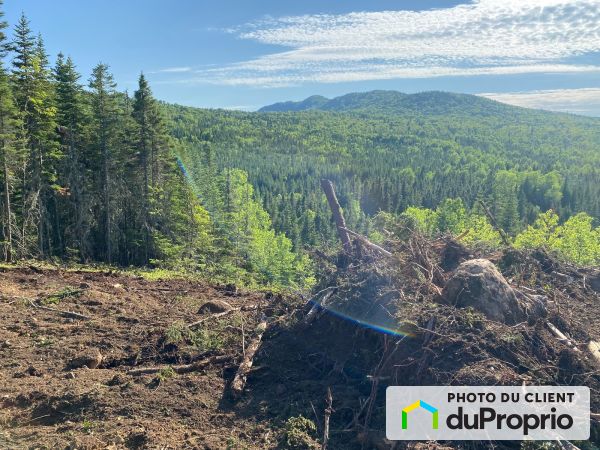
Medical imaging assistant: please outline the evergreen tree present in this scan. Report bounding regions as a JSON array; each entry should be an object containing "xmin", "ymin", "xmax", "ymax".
[
  {"xmin": 0, "ymin": 1, "xmax": 22, "ymax": 261},
  {"xmin": 11, "ymin": 14, "xmax": 60, "ymax": 257},
  {"xmin": 54, "ymin": 53, "xmax": 89, "ymax": 259},
  {"xmin": 132, "ymin": 73, "xmax": 160, "ymax": 262},
  {"xmin": 88, "ymin": 63, "xmax": 119, "ymax": 262}
]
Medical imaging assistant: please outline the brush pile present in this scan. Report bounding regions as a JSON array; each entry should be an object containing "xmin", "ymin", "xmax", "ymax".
[{"xmin": 257, "ymin": 227, "xmax": 600, "ymax": 449}]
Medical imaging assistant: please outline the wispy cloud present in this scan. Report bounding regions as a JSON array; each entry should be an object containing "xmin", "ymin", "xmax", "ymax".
[
  {"xmin": 184, "ymin": 0, "xmax": 600, "ymax": 87},
  {"xmin": 480, "ymin": 88, "xmax": 600, "ymax": 115},
  {"xmin": 153, "ymin": 66, "xmax": 192, "ymax": 74}
]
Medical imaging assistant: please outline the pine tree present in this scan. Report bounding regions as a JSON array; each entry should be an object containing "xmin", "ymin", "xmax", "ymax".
[
  {"xmin": 54, "ymin": 53, "xmax": 89, "ymax": 259},
  {"xmin": 132, "ymin": 73, "xmax": 169, "ymax": 263},
  {"xmin": 0, "ymin": 1, "xmax": 22, "ymax": 261},
  {"xmin": 10, "ymin": 15, "xmax": 59, "ymax": 257},
  {"xmin": 88, "ymin": 63, "xmax": 119, "ymax": 262}
]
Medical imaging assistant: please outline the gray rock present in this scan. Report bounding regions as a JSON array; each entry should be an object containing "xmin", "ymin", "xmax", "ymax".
[
  {"xmin": 442, "ymin": 259, "xmax": 545, "ymax": 325},
  {"xmin": 198, "ymin": 299, "xmax": 232, "ymax": 314}
]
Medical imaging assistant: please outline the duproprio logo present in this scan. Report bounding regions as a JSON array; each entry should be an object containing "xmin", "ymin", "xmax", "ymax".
[
  {"xmin": 387, "ymin": 387, "xmax": 590, "ymax": 441},
  {"xmin": 402, "ymin": 400, "xmax": 438, "ymax": 429}
]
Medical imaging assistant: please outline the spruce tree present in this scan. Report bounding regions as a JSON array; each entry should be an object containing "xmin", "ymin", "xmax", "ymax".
[
  {"xmin": 10, "ymin": 15, "xmax": 59, "ymax": 257},
  {"xmin": 0, "ymin": 1, "xmax": 22, "ymax": 261},
  {"xmin": 88, "ymin": 63, "xmax": 119, "ymax": 262},
  {"xmin": 54, "ymin": 53, "xmax": 89, "ymax": 259}
]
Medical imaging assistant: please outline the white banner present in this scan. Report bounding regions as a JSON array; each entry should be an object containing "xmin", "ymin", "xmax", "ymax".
[{"xmin": 386, "ymin": 386, "xmax": 590, "ymax": 441}]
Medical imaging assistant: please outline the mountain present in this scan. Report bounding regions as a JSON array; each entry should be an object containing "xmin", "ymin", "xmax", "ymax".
[
  {"xmin": 258, "ymin": 94, "xmax": 329, "ymax": 112},
  {"xmin": 167, "ymin": 87, "xmax": 600, "ymax": 255},
  {"xmin": 259, "ymin": 90, "xmax": 535, "ymax": 117}
]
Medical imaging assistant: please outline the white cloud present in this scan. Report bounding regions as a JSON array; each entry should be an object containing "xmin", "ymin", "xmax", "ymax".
[
  {"xmin": 480, "ymin": 88, "xmax": 600, "ymax": 115},
  {"xmin": 191, "ymin": 0, "xmax": 600, "ymax": 86},
  {"xmin": 155, "ymin": 66, "xmax": 192, "ymax": 73}
]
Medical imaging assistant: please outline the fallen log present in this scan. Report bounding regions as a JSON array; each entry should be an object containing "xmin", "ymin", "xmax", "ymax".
[
  {"xmin": 127, "ymin": 354, "xmax": 232, "ymax": 376},
  {"xmin": 588, "ymin": 341, "xmax": 600, "ymax": 364},
  {"xmin": 186, "ymin": 304, "xmax": 259, "ymax": 329},
  {"xmin": 322, "ymin": 387, "xmax": 333, "ymax": 450},
  {"xmin": 230, "ymin": 319, "xmax": 268, "ymax": 399},
  {"xmin": 28, "ymin": 299, "xmax": 91, "ymax": 321},
  {"xmin": 341, "ymin": 227, "xmax": 393, "ymax": 258},
  {"xmin": 321, "ymin": 179, "xmax": 352, "ymax": 253}
]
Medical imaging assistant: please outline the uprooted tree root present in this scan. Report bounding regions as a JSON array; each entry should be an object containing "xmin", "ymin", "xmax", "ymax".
[{"xmin": 246, "ymin": 232, "xmax": 600, "ymax": 449}]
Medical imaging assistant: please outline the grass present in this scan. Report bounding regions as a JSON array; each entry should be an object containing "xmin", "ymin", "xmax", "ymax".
[
  {"xmin": 157, "ymin": 366, "xmax": 176, "ymax": 382},
  {"xmin": 164, "ymin": 320, "xmax": 225, "ymax": 352},
  {"xmin": 0, "ymin": 261, "xmax": 297, "ymax": 296},
  {"xmin": 42, "ymin": 286, "xmax": 84, "ymax": 305}
]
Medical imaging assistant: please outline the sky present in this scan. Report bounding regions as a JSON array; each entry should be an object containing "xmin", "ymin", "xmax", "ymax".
[{"xmin": 5, "ymin": 0, "xmax": 600, "ymax": 115}]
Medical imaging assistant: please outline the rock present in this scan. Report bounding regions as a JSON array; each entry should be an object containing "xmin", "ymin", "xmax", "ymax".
[
  {"xmin": 197, "ymin": 299, "xmax": 232, "ymax": 314},
  {"xmin": 68, "ymin": 349, "xmax": 103, "ymax": 369},
  {"xmin": 442, "ymin": 259, "xmax": 545, "ymax": 325}
]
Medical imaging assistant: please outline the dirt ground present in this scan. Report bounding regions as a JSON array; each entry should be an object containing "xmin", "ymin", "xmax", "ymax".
[
  {"xmin": 0, "ymin": 252, "xmax": 599, "ymax": 450},
  {"xmin": 0, "ymin": 266, "xmax": 290, "ymax": 449}
]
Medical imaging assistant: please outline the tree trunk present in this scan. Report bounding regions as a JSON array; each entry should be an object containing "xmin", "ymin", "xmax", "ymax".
[
  {"xmin": 320, "ymin": 179, "xmax": 351, "ymax": 253},
  {"xmin": 1, "ymin": 137, "xmax": 12, "ymax": 262}
]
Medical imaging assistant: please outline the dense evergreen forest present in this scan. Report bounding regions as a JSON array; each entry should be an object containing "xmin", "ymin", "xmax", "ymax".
[
  {"xmin": 0, "ymin": 6, "xmax": 312, "ymax": 288},
  {"xmin": 166, "ymin": 91, "xmax": 600, "ymax": 265},
  {"xmin": 0, "ymin": 4, "xmax": 598, "ymax": 289}
]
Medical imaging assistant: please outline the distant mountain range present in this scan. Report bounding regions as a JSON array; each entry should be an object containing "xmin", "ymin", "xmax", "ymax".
[{"xmin": 259, "ymin": 90, "xmax": 550, "ymax": 118}]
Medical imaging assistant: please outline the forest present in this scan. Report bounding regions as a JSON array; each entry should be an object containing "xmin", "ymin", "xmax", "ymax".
[
  {"xmin": 0, "ymin": 3, "xmax": 599, "ymax": 449},
  {"xmin": 167, "ymin": 91, "xmax": 600, "ymax": 267},
  {"xmin": 0, "ymin": 4, "xmax": 599, "ymax": 295}
]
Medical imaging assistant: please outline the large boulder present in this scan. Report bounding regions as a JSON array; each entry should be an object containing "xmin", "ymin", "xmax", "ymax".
[{"xmin": 442, "ymin": 259, "xmax": 545, "ymax": 325}]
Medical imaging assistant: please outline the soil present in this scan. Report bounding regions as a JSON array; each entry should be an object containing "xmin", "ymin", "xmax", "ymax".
[
  {"xmin": 0, "ymin": 266, "xmax": 291, "ymax": 449},
  {"xmin": 0, "ymin": 245, "xmax": 599, "ymax": 450}
]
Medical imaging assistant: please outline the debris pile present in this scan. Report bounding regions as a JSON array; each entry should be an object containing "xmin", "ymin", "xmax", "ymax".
[{"xmin": 257, "ymin": 224, "xmax": 600, "ymax": 449}]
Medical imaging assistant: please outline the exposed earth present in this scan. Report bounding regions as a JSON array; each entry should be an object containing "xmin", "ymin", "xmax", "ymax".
[
  {"xmin": 0, "ymin": 266, "xmax": 292, "ymax": 449},
  {"xmin": 0, "ymin": 248, "xmax": 599, "ymax": 449}
]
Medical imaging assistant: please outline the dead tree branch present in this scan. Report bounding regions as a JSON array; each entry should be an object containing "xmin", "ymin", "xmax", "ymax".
[
  {"xmin": 230, "ymin": 319, "xmax": 268, "ymax": 399},
  {"xmin": 127, "ymin": 354, "xmax": 232, "ymax": 376},
  {"xmin": 322, "ymin": 387, "xmax": 333, "ymax": 450},
  {"xmin": 186, "ymin": 304, "xmax": 259, "ymax": 329},
  {"xmin": 27, "ymin": 299, "xmax": 91, "ymax": 321},
  {"xmin": 341, "ymin": 227, "xmax": 393, "ymax": 258},
  {"xmin": 321, "ymin": 179, "xmax": 352, "ymax": 253},
  {"xmin": 477, "ymin": 199, "xmax": 511, "ymax": 246}
]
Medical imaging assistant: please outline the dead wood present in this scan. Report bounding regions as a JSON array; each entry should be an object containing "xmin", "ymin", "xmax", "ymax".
[
  {"xmin": 321, "ymin": 179, "xmax": 352, "ymax": 253},
  {"xmin": 547, "ymin": 322, "xmax": 579, "ymax": 351},
  {"xmin": 127, "ymin": 354, "xmax": 232, "ymax": 376},
  {"xmin": 186, "ymin": 304, "xmax": 258, "ymax": 329},
  {"xmin": 342, "ymin": 227, "xmax": 393, "ymax": 258},
  {"xmin": 322, "ymin": 387, "xmax": 333, "ymax": 450},
  {"xmin": 477, "ymin": 199, "xmax": 511, "ymax": 247},
  {"xmin": 27, "ymin": 299, "xmax": 91, "ymax": 321},
  {"xmin": 304, "ymin": 289, "xmax": 335, "ymax": 325},
  {"xmin": 230, "ymin": 319, "xmax": 268, "ymax": 399}
]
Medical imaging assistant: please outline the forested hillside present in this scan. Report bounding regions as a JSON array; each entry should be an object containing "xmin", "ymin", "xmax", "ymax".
[
  {"xmin": 166, "ymin": 91, "xmax": 600, "ymax": 262},
  {"xmin": 1, "ymin": 3, "xmax": 599, "ymax": 283},
  {"xmin": 0, "ymin": 6, "xmax": 312, "ymax": 288}
]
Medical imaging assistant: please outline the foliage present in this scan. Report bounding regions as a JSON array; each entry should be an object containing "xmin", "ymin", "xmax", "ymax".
[
  {"xmin": 166, "ymin": 89, "xmax": 600, "ymax": 260},
  {"xmin": 515, "ymin": 210, "xmax": 600, "ymax": 265},
  {"xmin": 0, "ymin": 7, "xmax": 311, "ymax": 290},
  {"xmin": 283, "ymin": 416, "xmax": 319, "ymax": 450},
  {"xmin": 399, "ymin": 199, "xmax": 502, "ymax": 248}
]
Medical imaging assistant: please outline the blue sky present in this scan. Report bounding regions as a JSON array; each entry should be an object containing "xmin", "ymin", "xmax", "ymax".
[{"xmin": 5, "ymin": 0, "xmax": 600, "ymax": 115}]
